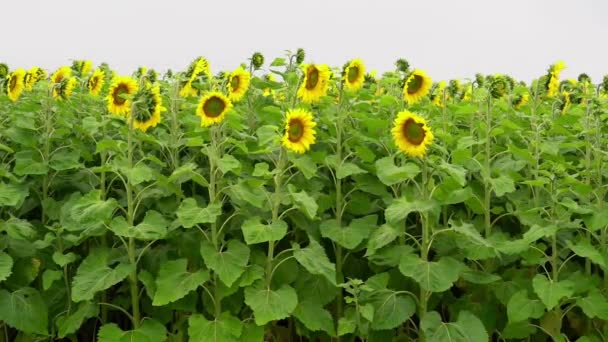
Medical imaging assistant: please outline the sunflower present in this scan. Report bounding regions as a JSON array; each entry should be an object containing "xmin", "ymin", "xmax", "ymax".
[
  {"xmin": 297, "ymin": 64, "xmax": 331, "ymax": 103},
  {"xmin": 88, "ymin": 69, "xmax": 105, "ymax": 96},
  {"xmin": 391, "ymin": 110, "xmax": 434, "ymax": 158},
  {"xmin": 281, "ymin": 108, "xmax": 317, "ymax": 154},
  {"xmin": 546, "ymin": 61, "xmax": 566, "ymax": 97},
  {"xmin": 6, "ymin": 69, "xmax": 26, "ymax": 102},
  {"xmin": 196, "ymin": 91, "xmax": 232, "ymax": 127},
  {"xmin": 227, "ymin": 67, "xmax": 251, "ymax": 101},
  {"xmin": 343, "ymin": 59, "xmax": 366, "ymax": 91},
  {"xmin": 512, "ymin": 93, "xmax": 529, "ymax": 109},
  {"xmin": 263, "ymin": 74, "xmax": 276, "ymax": 97},
  {"xmin": 55, "ymin": 77, "xmax": 78, "ymax": 100},
  {"xmin": 179, "ymin": 57, "xmax": 211, "ymax": 98},
  {"xmin": 430, "ymin": 81, "xmax": 447, "ymax": 107},
  {"xmin": 559, "ymin": 91, "xmax": 570, "ymax": 114},
  {"xmin": 106, "ymin": 76, "xmax": 138, "ymax": 115},
  {"xmin": 462, "ymin": 83, "xmax": 473, "ymax": 101},
  {"xmin": 72, "ymin": 60, "xmax": 93, "ymax": 76},
  {"xmin": 403, "ymin": 69, "xmax": 432, "ymax": 104},
  {"xmin": 24, "ymin": 68, "xmax": 37, "ymax": 91},
  {"xmin": 131, "ymin": 83, "xmax": 165, "ymax": 132}
]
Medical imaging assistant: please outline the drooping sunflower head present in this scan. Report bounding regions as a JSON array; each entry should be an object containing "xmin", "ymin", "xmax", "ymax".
[
  {"xmin": 196, "ymin": 91, "xmax": 233, "ymax": 127},
  {"xmin": 34, "ymin": 67, "xmax": 47, "ymax": 82},
  {"xmin": 391, "ymin": 110, "xmax": 434, "ymax": 158},
  {"xmin": 263, "ymin": 73, "xmax": 277, "ymax": 97},
  {"xmin": 545, "ymin": 61, "xmax": 566, "ymax": 98},
  {"xmin": 558, "ymin": 91, "xmax": 571, "ymax": 114},
  {"xmin": 462, "ymin": 83, "xmax": 473, "ymax": 101},
  {"xmin": 227, "ymin": 67, "xmax": 251, "ymax": 102},
  {"xmin": 402, "ymin": 69, "xmax": 432, "ymax": 104},
  {"xmin": 51, "ymin": 66, "xmax": 72, "ymax": 85},
  {"xmin": 295, "ymin": 48, "xmax": 306, "ymax": 65},
  {"xmin": 179, "ymin": 57, "xmax": 211, "ymax": 97},
  {"xmin": 145, "ymin": 69, "xmax": 158, "ymax": 84},
  {"xmin": 395, "ymin": 58, "xmax": 410, "ymax": 73},
  {"xmin": 297, "ymin": 64, "xmax": 331, "ymax": 103},
  {"xmin": 54, "ymin": 77, "xmax": 78, "ymax": 100},
  {"xmin": 131, "ymin": 82, "xmax": 165, "ymax": 132},
  {"xmin": 72, "ymin": 60, "xmax": 93, "ymax": 77},
  {"xmin": 512, "ymin": 92, "xmax": 530, "ymax": 109},
  {"xmin": 106, "ymin": 76, "xmax": 139, "ymax": 116},
  {"xmin": 281, "ymin": 108, "xmax": 317, "ymax": 154},
  {"xmin": 88, "ymin": 68, "xmax": 106, "ymax": 96},
  {"xmin": 342, "ymin": 59, "xmax": 366, "ymax": 91},
  {"xmin": 447, "ymin": 79, "xmax": 462, "ymax": 99},
  {"xmin": 24, "ymin": 68, "xmax": 40, "ymax": 91},
  {"xmin": 6, "ymin": 69, "xmax": 26, "ymax": 102},
  {"xmin": 134, "ymin": 66, "xmax": 148, "ymax": 79},
  {"xmin": 549, "ymin": 61, "xmax": 566, "ymax": 76}
]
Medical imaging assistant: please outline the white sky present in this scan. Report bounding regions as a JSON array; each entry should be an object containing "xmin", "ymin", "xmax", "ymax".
[{"xmin": 3, "ymin": 0, "xmax": 607, "ymax": 83}]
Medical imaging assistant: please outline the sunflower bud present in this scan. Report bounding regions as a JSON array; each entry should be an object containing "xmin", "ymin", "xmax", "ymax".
[
  {"xmin": 447, "ymin": 79, "xmax": 461, "ymax": 98},
  {"xmin": 296, "ymin": 48, "xmax": 306, "ymax": 65},
  {"xmin": 474, "ymin": 73, "xmax": 485, "ymax": 87},
  {"xmin": 488, "ymin": 75, "xmax": 509, "ymax": 99},
  {"xmin": 577, "ymin": 73, "xmax": 591, "ymax": 84},
  {"xmin": 395, "ymin": 59, "xmax": 410, "ymax": 73},
  {"xmin": 601, "ymin": 75, "xmax": 608, "ymax": 93},
  {"xmin": 251, "ymin": 52, "xmax": 264, "ymax": 70},
  {"xmin": 0, "ymin": 63, "xmax": 8, "ymax": 80},
  {"xmin": 145, "ymin": 69, "xmax": 158, "ymax": 84},
  {"xmin": 164, "ymin": 69, "xmax": 173, "ymax": 80}
]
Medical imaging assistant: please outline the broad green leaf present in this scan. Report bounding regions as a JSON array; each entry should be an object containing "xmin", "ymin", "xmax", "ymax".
[
  {"xmin": 320, "ymin": 215, "xmax": 376, "ymax": 250},
  {"xmin": 0, "ymin": 251, "xmax": 13, "ymax": 283},
  {"xmin": 57, "ymin": 302, "xmax": 99, "ymax": 338},
  {"xmin": 71, "ymin": 248, "xmax": 132, "ymax": 302},
  {"xmin": 1, "ymin": 217, "xmax": 36, "ymax": 240},
  {"xmin": 123, "ymin": 163, "xmax": 156, "ymax": 185},
  {"xmin": 337, "ymin": 316, "xmax": 356, "ymax": 336},
  {"xmin": 507, "ymin": 290, "xmax": 545, "ymax": 323},
  {"xmin": 293, "ymin": 300, "xmax": 335, "ymax": 335},
  {"xmin": 438, "ymin": 161, "xmax": 467, "ymax": 186},
  {"xmin": 217, "ymin": 154, "xmax": 241, "ymax": 174},
  {"xmin": 399, "ymin": 255, "xmax": 464, "ymax": 292},
  {"xmin": 98, "ymin": 319, "xmax": 167, "ymax": 342},
  {"xmin": 227, "ymin": 180, "xmax": 267, "ymax": 208},
  {"xmin": 176, "ymin": 198, "xmax": 222, "ymax": 228},
  {"xmin": 421, "ymin": 310, "xmax": 488, "ymax": 342},
  {"xmin": 523, "ymin": 224, "xmax": 558, "ymax": 243},
  {"xmin": 68, "ymin": 190, "xmax": 118, "ymax": 228},
  {"xmin": 567, "ymin": 240, "xmax": 607, "ymax": 270},
  {"xmin": 532, "ymin": 274, "xmax": 575, "ymax": 310},
  {"xmin": 252, "ymin": 162, "xmax": 272, "ymax": 178},
  {"xmin": 584, "ymin": 211, "xmax": 608, "ymax": 231},
  {"xmin": 168, "ymin": 162, "xmax": 208, "ymax": 186},
  {"xmin": 256, "ymin": 125, "xmax": 279, "ymax": 147},
  {"xmin": 370, "ymin": 291, "xmax": 416, "ymax": 330},
  {"xmin": 49, "ymin": 150, "xmax": 82, "ymax": 171},
  {"xmin": 188, "ymin": 312, "xmax": 243, "ymax": 342},
  {"xmin": 244, "ymin": 281, "xmax": 298, "ymax": 325},
  {"xmin": 365, "ymin": 223, "xmax": 401, "ymax": 256},
  {"xmin": 293, "ymin": 239, "xmax": 337, "ymax": 285},
  {"xmin": 0, "ymin": 288, "xmax": 48, "ymax": 335},
  {"xmin": 0, "ymin": 182, "xmax": 28, "ymax": 207},
  {"xmin": 109, "ymin": 210, "xmax": 168, "ymax": 240},
  {"xmin": 375, "ymin": 157, "xmax": 420, "ymax": 186},
  {"xmin": 241, "ymin": 217, "xmax": 287, "ymax": 244},
  {"xmin": 239, "ymin": 265, "xmax": 265, "ymax": 287},
  {"xmin": 576, "ymin": 289, "xmax": 608, "ymax": 320},
  {"xmin": 42, "ymin": 269, "xmax": 62, "ymax": 290},
  {"xmin": 289, "ymin": 154, "xmax": 317, "ymax": 180},
  {"xmin": 241, "ymin": 324, "xmax": 265, "ymax": 342},
  {"xmin": 288, "ymin": 185, "xmax": 318, "ymax": 219},
  {"xmin": 336, "ymin": 162, "xmax": 367, "ymax": 179},
  {"xmin": 385, "ymin": 196, "xmax": 436, "ymax": 224},
  {"xmin": 460, "ymin": 269, "xmax": 501, "ymax": 284},
  {"xmin": 490, "ymin": 175, "xmax": 515, "ymax": 197},
  {"xmin": 13, "ymin": 150, "xmax": 47, "ymax": 175},
  {"xmin": 153, "ymin": 258, "xmax": 210, "ymax": 306},
  {"xmin": 52, "ymin": 251, "xmax": 78, "ymax": 267},
  {"xmin": 201, "ymin": 239, "xmax": 250, "ymax": 287}
]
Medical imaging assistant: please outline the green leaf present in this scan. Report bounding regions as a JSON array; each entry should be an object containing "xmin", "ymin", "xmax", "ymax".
[
  {"xmin": 168, "ymin": 162, "xmax": 208, "ymax": 186},
  {"xmin": 176, "ymin": 198, "xmax": 222, "ymax": 228},
  {"xmin": 567, "ymin": 240, "xmax": 607, "ymax": 270},
  {"xmin": 336, "ymin": 162, "xmax": 367, "ymax": 179},
  {"xmin": 0, "ymin": 251, "xmax": 13, "ymax": 283},
  {"xmin": 375, "ymin": 157, "xmax": 420, "ymax": 186},
  {"xmin": 293, "ymin": 239, "xmax": 337, "ymax": 285},
  {"xmin": 385, "ymin": 196, "xmax": 436, "ymax": 224},
  {"xmin": 365, "ymin": 223, "xmax": 401, "ymax": 256},
  {"xmin": 49, "ymin": 150, "xmax": 82, "ymax": 171},
  {"xmin": 438, "ymin": 161, "xmax": 467, "ymax": 186},
  {"xmin": 288, "ymin": 185, "xmax": 318, "ymax": 219},
  {"xmin": 0, "ymin": 182, "xmax": 28, "ymax": 207},
  {"xmin": 532, "ymin": 274, "xmax": 575, "ymax": 310},
  {"xmin": 217, "ymin": 154, "xmax": 242, "ymax": 174},
  {"xmin": 460, "ymin": 269, "xmax": 501, "ymax": 284},
  {"xmin": 109, "ymin": 210, "xmax": 168, "ymax": 240},
  {"xmin": 153, "ymin": 258, "xmax": 210, "ymax": 306},
  {"xmin": 584, "ymin": 211, "xmax": 608, "ymax": 231},
  {"xmin": 201, "ymin": 239, "xmax": 250, "ymax": 287},
  {"xmin": 241, "ymin": 217, "xmax": 287, "ymax": 244},
  {"xmin": 227, "ymin": 180, "xmax": 267, "ymax": 208},
  {"xmin": 289, "ymin": 154, "xmax": 317, "ymax": 180},
  {"xmin": 98, "ymin": 319, "xmax": 167, "ymax": 342},
  {"xmin": 370, "ymin": 291, "xmax": 416, "ymax": 330},
  {"xmin": 507, "ymin": 290, "xmax": 545, "ymax": 323},
  {"xmin": 42, "ymin": 270, "xmax": 62, "ymax": 290},
  {"xmin": 320, "ymin": 215, "xmax": 376, "ymax": 250},
  {"xmin": 123, "ymin": 164, "xmax": 156, "ymax": 185},
  {"xmin": 1, "ymin": 217, "xmax": 36, "ymax": 240},
  {"xmin": 337, "ymin": 316, "xmax": 356, "ymax": 336},
  {"xmin": 0, "ymin": 288, "xmax": 48, "ymax": 335},
  {"xmin": 57, "ymin": 302, "xmax": 99, "ymax": 338},
  {"xmin": 421, "ymin": 310, "xmax": 489, "ymax": 342},
  {"xmin": 490, "ymin": 175, "xmax": 515, "ymax": 197},
  {"xmin": 293, "ymin": 300, "xmax": 335, "ymax": 335},
  {"xmin": 52, "ymin": 251, "xmax": 78, "ymax": 267},
  {"xmin": 399, "ymin": 255, "xmax": 464, "ymax": 292},
  {"xmin": 241, "ymin": 324, "xmax": 265, "ymax": 342},
  {"xmin": 71, "ymin": 248, "xmax": 132, "ymax": 302},
  {"xmin": 188, "ymin": 312, "xmax": 243, "ymax": 342},
  {"xmin": 68, "ymin": 190, "xmax": 118, "ymax": 228},
  {"xmin": 252, "ymin": 162, "xmax": 272, "ymax": 178},
  {"xmin": 576, "ymin": 289, "xmax": 608, "ymax": 320},
  {"xmin": 13, "ymin": 150, "xmax": 47, "ymax": 175},
  {"xmin": 244, "ymin": 281, "xmax": 298, "ymax": 325}
]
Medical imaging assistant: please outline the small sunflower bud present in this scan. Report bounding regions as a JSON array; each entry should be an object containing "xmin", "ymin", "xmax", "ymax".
[
  {"xmin": 601, "ymin": 75, "xmax": 608, "ymax": 93},
  {"xmin": 577, "ymin": 73, "xmax": 591, "ymax": 84},
  {"xmin": 0, "ymin": 63, "xmax": 8, "ymax": 80},
  {"xmin": 296, "ymin": 48, "xmax": 305, "ymax": 65},
  {"xmin": 488, "ymin": 75, "xmax": 508, "ymax": 99},
  {"xmin": 447, "ymin": 79, "xmax": 461, "ymax": 98},
  {"xmin": 395, "ymin": 58, "xmax": 410, "ymax": 73},
  {"xmin": 251, "ymin": 52, "xmax": 264, "ymax": 70},
  {"xmin": 164, "ymin": 69, "xmax": 173, "ymax": 79},
  {"xmin": 474, "ymin": 73, "xmax": 485, "ymax": 87}
]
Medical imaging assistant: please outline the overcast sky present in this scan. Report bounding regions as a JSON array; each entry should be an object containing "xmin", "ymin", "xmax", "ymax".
[{"xmin": 3, "ymin": 0, "xmax": 607, "ymax": 83}]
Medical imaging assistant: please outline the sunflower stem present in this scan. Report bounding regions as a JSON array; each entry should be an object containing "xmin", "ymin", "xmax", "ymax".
[
  {"xmin": 126, "ymin": 112, "xmax": 141, "ymax": 329},
  {"xmin": 334, "ymin": 84, "xmax": 345, "ymax": 336},
  {"xmin": 484, "ymin": 95, "xmax": 492, "ymax": 239},
  {"xmin": 418, "ymin": 159, "xmax": 430, "ymax": 342},
  {"xmin": 584, "ymin": 100, "xmax": 593, "ymax": 276},
  {"xmin": 209, "ymin": 126, "xmax": 222, "ymax": 318},
  {"xmin": 266, "ymin": 148, "xmax": 286, "ymax": 288}
]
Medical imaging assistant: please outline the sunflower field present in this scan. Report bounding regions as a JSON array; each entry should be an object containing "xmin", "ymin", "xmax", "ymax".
[{"xmin": 0, "ymin": 51, "xmax": 607, "ymax": 342}]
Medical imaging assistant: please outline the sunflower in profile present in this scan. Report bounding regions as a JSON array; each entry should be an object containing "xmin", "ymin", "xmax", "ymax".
[
  {"xmin": 88, "ymin": 69, "xmax": 105, "ymax": 96},
  {"xmin": 131, "ymin": 83, "xmax": 165, "ymax": 132},
  {"xmin": 55, "ymin": 77, "xmax": 78, "ymax": 100},
  {"xmin": 34, "ymin": 67, "xmax": 47, "ymax": 82},
  {"xmin": 227, "ymin": 67, "xmax": 251, "ymax": 101},
  {"xmin": 106, "ymin": 76, "xmax": 138, "ymax": 115},
  {"xmin": 282, "ymin": 108, "xmax": 317, "ymax": 154},
  {"xmin": 343, "ymin": 59, "xmax": 365, "ymax": 91},
  {"xmin": 558, "ymin": 91, "xmax": 570, "ymax": 114},
  {"xmin": 263, "ymin": 74, "xmax": 276, "ymax": 97},
  {"xmin": 196, "ymin": 91, "xmax": 232, "ymax": 127},
  {"xmin": 512, "ymin": 92, "xmax": 529, "ymax": 109},
  {"xmin": 297, "ymin": 64, "xmax": 331, "ymax": 103},
  {"xmin": 24, "ymin": 69, "xmax": 37, "ymax": 91},
  {"xmin": 402, "ymin": 69, "xmax": 432, "ymax": 104},
  {"xmin": 392, "ymin": 110, "xmax": 434, "ymax": 158},
  {"xmin": 462, "ymin": 83, "xmax": 473, "ymax": 101},
  {"xmin": 6, "ymin": 69, "xmax": 26, "ymax": 102},
  {"xmin": 430, "ymin": 81, "xmax": 447, "ymax": 107},
  {"xmin": 51, "ymin": 66, "xmax": 71, "ymax": 84},
  {"xmin": 179, "ymin": 57, "xmax": 211, "ymax": 98},
  {"xmin": 546, "ymin": 61, "xmax": 566, "ymax": 97}
]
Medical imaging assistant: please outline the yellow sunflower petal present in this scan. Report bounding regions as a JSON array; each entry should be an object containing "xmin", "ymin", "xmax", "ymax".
[
  {"xmin": 196, "ymin": 91, "xmax": 232, "ymax": 127},
  {"xmin": 106, "ymin": 76, "xmax": 139, "ymax": 116},
  {"xmin": 403, "ymin": 69, "xmax": 432, "ymax": 104},
  {"xmin": 343, "ymin": 59, "xmax": 366, "ymax": 91},
  {"xmin": 297, "ymin": 64, "xmax": 331, "ymax": 103},
  {"xmin": 281, "ymin": 108, "xmax": 317, "ymax": 154},
  {"xmin": 228, "ymin": 66, "xmax": 251, "ymax": 102},
  {"xmin": 391, "ymin": 110, "xmax": 434, "ymax": 158},
  {"xmin": 6, "ymin": 69, "xmax": 26, "ymax": 102}
]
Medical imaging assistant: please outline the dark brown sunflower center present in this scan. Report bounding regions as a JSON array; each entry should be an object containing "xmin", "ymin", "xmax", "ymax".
[
  {"xmin": 402, "ymin": 118, "xmax": 426, "ymax": 145},
  {"xmin": 9, "ymin": 75, "xmax": 18, "ymax": 90},
  {"xmin": 89, "ymin": 76, "xmax": 99, "ymax": 90},
  {"xmin": 347, "ymin": 66, "xmax": 360, "ymax": 83},
  {"xmin": 203, "ymin": 96, "xmax": 226, "ymax": 118},
  {"xmin": 288, "ymin": 119, "xmax": 305, "ymax": 142},
  {"xmin": 112, "ymin": 84, "xmax": 130, "ymax": 105},
  {"xmin": 305, "ymin": 67, "xmax": 319, "ymax": 90},
  {"xmin": 407, "ymin": 75, "xmax": 423, "ymax": 95},
  {"xmin": 230, "ymin": 75, "xmax": 240, "ymax": 92}
]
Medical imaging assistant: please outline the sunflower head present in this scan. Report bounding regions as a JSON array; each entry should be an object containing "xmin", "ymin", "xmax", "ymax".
[
  {"xmin": 281, "ymin": 108, "xmax": 317, "ymax": 154},
  {"xmin": 601, "ymin": 75, "xmax": 608, "ymax": 94},
  {"xmin": 72, "ymin": 60, "xmax": 93, "ymax": 77},
  {"xmin": 88, "ymin": 69, "xmax": 106, "ymax": 96},
  {"xmin": 395, "ymin": 58, "xmax": 410, "ymax": 73},
  {"xmin": 391, "ymin": 110, "xmax": 434, "ymax": 158},
  {"xmin": 558, "ymin": 91, "xmax": 571, "ymax": 114},
  {"xmin": 488, "ymin": 75, "xmax": 509, "ymax": 99},
  {"xmin": 131, "ymin": 83, "xmax": 165, "ymax": 132},
  {"xmin": 512, "ymin": 92, "xmax": 530, "ymax": 109},
  {"xmin": 447, "ymin": 79, "xmax": 462, "ymax": 99},
  {"xmin": 342, "ymin": 59, "xmax": 366, "ymax": 91},
  {"xmin": 51, "ymin": 66, "xmax": 72, "ymax": 85},
  {"xmin": 227, "ymin": 67, "xmax": 251, "ymax": 102},
  {"xmin": 403, "ymin": 70, "xmax": 432, "ymax": 104},
  {"xmin": 6, "ymin": 69, "xmax": 26, "ymax": 102},
  {"xmin": 297, "ymin": 64, "xmax": 331, "ymax": 103},
  {"xmin": 180, "ymin": 57, "xmax": 211, "ymax": 98},
  {"xmin": 295, "ymin": 48, "xmax": 306, "ymax": 65},
  {"xmin": 196, "ymin": 91, "xmax": 233, "ymax": 127},
  {"xmin": 548, "ymin": 61, "xmax": 566, "ymax": 76},
  {"xmin": 55, "ymin": 77, "xmax": 78, "ymax": 100},
  {"xmin": 24, "ymin": 69, "xmax": 38, "ymax": 91},
  {"xmin": 251, "ymin": 52, "xmax": 264, "ymax": 70},
  {"xmin": 145, "ymin": 69, "xmax": 158, "ymax": 84},
  {"xmin": 134, "ymin": 66, "xmax": 148, "ymax": 79},
  {"xmin": 106, "ymin": 76, "xmax": 139, "ymax": 116}
]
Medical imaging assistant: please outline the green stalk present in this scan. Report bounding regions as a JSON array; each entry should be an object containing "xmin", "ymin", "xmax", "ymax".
[
  {"xmin": 484, "ymin": 95, "xmax": 492, "ymax": 238},
  {"xmin": 208, "ymin": 126, "xmax": 221, "ymax": 318},
  {"xmin": 583, "ymin": 101, "xmax": 593, "ymax": 275},
  {"xmin": 334, "ymin": 85, "xmax": 345, "ymax": 330},
  {"xmin": 169, "ymin": 80, "xmax": 181, "ymax": 171},
  {"xmin": 266, "ymin": 148, "xmax": 286, "ymax": 287},
  {"xmin": 126, "ymin": 115, "xmax": 140, "ymax": 328},
  {"xmin": 418, "ymin": 160, "xmax": 430, "ymax": 342}
]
